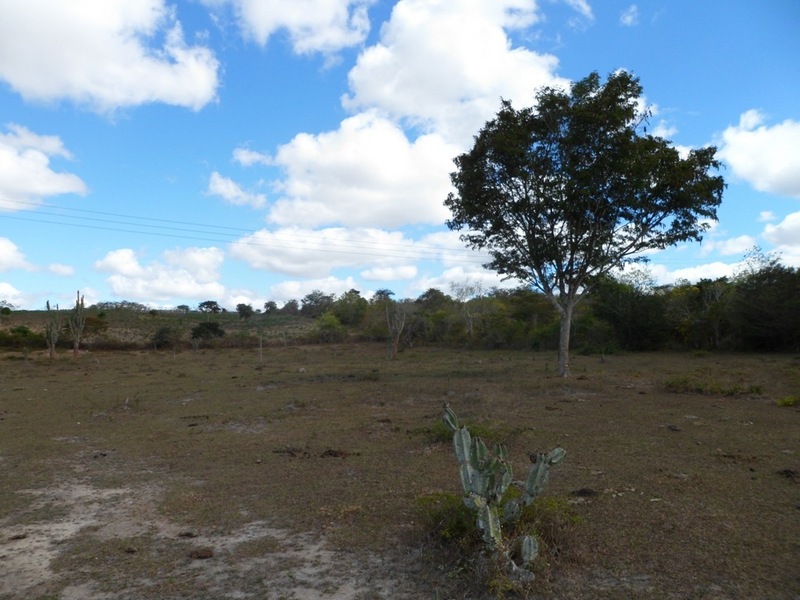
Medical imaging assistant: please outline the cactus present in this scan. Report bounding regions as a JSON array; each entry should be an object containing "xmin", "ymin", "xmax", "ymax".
[{"xmin": 443, "ymin": 403, "xmax": 566, "ymax": 571}]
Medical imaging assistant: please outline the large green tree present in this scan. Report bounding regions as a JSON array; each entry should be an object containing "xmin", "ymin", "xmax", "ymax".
[{"xmin": 445, "ymin": 71, "xmax": 725, "ymax": 376}]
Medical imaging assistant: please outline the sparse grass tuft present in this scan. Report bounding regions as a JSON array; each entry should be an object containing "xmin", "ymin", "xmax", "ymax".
[
  {"xmin": 776, "ymin": 394, "xmax": 799, "ymax": 407},
  {"xmin": 664, "ymin": 375, "xmax": 763, "ymax": 396}
]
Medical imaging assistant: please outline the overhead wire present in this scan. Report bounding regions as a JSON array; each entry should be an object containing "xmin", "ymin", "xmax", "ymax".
[{"xmin": 0, "ymin": 197, "xmax": 488, "ymax": 264}]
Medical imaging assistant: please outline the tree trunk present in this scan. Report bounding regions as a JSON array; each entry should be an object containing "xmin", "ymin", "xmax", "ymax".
[{"xmin": 557, "ymin": 303, "xmax": 574, "ymax": 377}]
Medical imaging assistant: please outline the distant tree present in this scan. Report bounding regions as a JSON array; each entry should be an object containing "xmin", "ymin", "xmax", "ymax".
[
  {"xmin": 263, "ymin": 300, "xmax": 278, "ymax": 315},
  {"xmin": 730, "ymin": 260, "xmax": 800, "ymax": 351},
  {"xmin": 67, "ymin": 291, "xmax": 86, "ymax": 359},
  {"xmin": 198, "ymin": 300, "xmax": 222, "ymax": 317},
  {"xmin": 450, "ymin": 280, "xmax": 484, "ymax": 338},
  {"xmin": 590, "ymin": 275, "xmax": 668, "ymax": 351},
  {"xmin": 445, "ymin": 71, "xmax": 725, "ymax": 376},
  {"xmin": 301, "ymin": 290, "xmax": 335, "ymax": 318},
  {"xmin": 191, "ymin": 322, "xmax": 225, "ymax": 345},
  {"xmin": 152, "ymin": 325, "xmax": 183, "ymax": 355},
  {"xmin": 313, "ymin": 311, "xmax": 347, "ymax": 343},
  {"xmin": 236, "ymin": 303, "xmax": 255, "ymax": 319},
  {"xmin": 280, "ymin": 299, "xmax": 299, "ymax": 316},
  {"xmin": 176, "ymin": 304, "xmax": 191, "ymax": 313},
  {"xmin": 331, "ymin": 289, "xmax": 368, "ymax": 326}
]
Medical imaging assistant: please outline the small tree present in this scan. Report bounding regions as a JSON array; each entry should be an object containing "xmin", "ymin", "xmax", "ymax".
[
  {"xmin": 198, "ymin": 300, "xmax": 221, "ymax": 320},
  {"xmin": 445, "ymin": 71, "xmax": 725, "ymax": 376},
  {"xmin": 44, "ymin": 301, "xmax": 63, "ymax": 359},
  {"xmin": 67, "ymin": 291, "xmax": 86, "ymax": 359},
  {"xmin": 236, "ymin": 303, "xmax": 255, "ymax": 320}
]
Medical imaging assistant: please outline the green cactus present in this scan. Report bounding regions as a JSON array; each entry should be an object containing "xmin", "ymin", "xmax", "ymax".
[{"xmin": 443, "ymin": 403, "xmax": 566, "ymax": 573}]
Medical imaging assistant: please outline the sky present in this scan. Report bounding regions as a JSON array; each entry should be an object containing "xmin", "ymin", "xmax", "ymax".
[{"xmin": 1, "ymin": 0, "xmax": 799, "ymax": 311}]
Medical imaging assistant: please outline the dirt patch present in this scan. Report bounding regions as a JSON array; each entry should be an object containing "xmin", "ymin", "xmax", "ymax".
[{"xmin": 0, "ymin": 479, "xmax": 422, "ymax": 599}]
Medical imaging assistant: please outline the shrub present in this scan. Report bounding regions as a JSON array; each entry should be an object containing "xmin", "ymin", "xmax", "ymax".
[{"xmin": 191, "ymin": 322, "xmax": 225, "ymax": 340}]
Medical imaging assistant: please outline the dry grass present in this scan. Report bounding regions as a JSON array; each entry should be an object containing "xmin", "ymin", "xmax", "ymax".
[{"xmin": 1, "ymin": 345, "xmax": 798, "ymax": 598}]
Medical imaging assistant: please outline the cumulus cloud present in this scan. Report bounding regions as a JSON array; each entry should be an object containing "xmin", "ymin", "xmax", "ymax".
[
  {"xmin": 763, "ymin": 212, "xmax": 800, "ymax": 265},
  {"xmin": 267, "ymin": 112, "xmax": 458, "ymax": 228},
  {"xmin": 204, "ymin": 0, "xmax": 374, "ymax": 54},
  {"xmin": 95, "ymin": 246, "xmax": 225, "ymax": 301},
  {"xmin": 0, "ymin": 124, "xmax": 88, "ymax": 210},
  {"xmin": 0, "ymin": 238, "xmax": 34, "ymax": 272},
  {"xmin": 647, "ymin": 261, "xmax": 739, "ymax": 285},
  {"xmin": 620, "ymin": 5, "xmax": 639, "ymax": 26},
  {"xmin": 360, "ymin": 265, "xmax": 417, "ymax": 281},
  {"xmin": 230, "ymin": 226, "xmax": 427, "ymax": 277},
  {"xmin": 207, "ymin": 172, "xmax": 266, "ymax": 208},
  {"xmin": 343, "ymin": 0, "xmax": 567, "ymax": 146},
  {"xmin": 0, "ymin": 282, "xmax": 25, "ymax": 307},
  {"xmin": 718, "ymin": 110, "xmax": 800, "ymax": 199},
  {"xmin": 233, "ymin": 147, "xmax": 273, "ymax": 167},
  {"xmin": 268, "ymin": 275, "xmax": 362, "ymax": 304},
  {"xmin": 0, "ymin": 0, "xmax": 219, "ymax": 112},
  {"xmin": 700, "ymin": 234, "xmax": 758, "ymax": 257}
]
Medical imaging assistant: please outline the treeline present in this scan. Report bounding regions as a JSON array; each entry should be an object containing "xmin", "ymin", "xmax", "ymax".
[
  {"xmin": 1, "ymin": 259, "xmax": 798, "ymax": 354},
  {"xmin": 252, "ymin": 258, "xmax": 800, "ymax": 353}
]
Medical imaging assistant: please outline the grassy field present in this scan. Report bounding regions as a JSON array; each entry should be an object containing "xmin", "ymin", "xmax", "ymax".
[{"xmin": 1, "ymin": 344, "xmax": 798, "ymax": 599}]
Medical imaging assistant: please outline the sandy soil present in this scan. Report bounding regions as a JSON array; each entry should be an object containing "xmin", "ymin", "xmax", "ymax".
[{"xmin": 0, "ymin": 479, "xmax": 425, "ymax": 600}]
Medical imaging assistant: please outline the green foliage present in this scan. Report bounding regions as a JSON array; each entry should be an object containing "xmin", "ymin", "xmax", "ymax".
[
  {"xmin": 236, "ymin": 303, "xmax": 255, "ymax": 319},
  {"xmin": 198, "ymin": 300, "xmax": 222, "ymax": 314},
  {"xmin": 330, "ymin": 289, "xmax": 368, "ymax": 326},
  {"xmin": 152, "ymin": 325, "xmax": 183, "ymax": 350},
  {"xmin": 312, "ymin": 311, "xmax": 346, "ymax": 343},
  {"xmin": 191, "ymin": 321, "xmax": 225, "ymax": 340},
  {"xmin": 415, "ymin": 492, "xmax": 478, "ymax": 548},
  {"xmin": 301, "ymin": 290, "xmax": 335, "ymax": 318},
  {"xmin": 0, "ymin": 325, "xmax": 45, "ymax": 348},
  {"xmin": 445, "ymin": 71, "xmax": 724, "ymax": 376}
]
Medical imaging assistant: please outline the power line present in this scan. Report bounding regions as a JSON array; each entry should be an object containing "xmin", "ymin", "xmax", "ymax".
[{"xmin": 0, "ymin": 197, "xmax": 487, "ymax": 264}]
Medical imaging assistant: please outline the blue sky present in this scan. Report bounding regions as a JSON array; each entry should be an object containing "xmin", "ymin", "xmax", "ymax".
[{"xmin": 1, "ymin": 0, "xmax": 799, "ymax": 310}]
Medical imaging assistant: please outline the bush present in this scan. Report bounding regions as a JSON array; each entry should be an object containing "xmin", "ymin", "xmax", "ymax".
[
  {"xmin": 191, "ymin": 322, "xmax": 225, "ymax": 340},
  {"xmin": 312, "ymin": 311, "xmax": 346, "ymax": 343}
]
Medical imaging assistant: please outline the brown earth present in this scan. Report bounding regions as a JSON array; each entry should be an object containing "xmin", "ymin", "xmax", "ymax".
[{"xmin": 1, "ymin": 345, "xmax": 798, "ymax": 599}]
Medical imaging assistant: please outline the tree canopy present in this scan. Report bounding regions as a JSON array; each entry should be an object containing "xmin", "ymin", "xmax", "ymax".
[{"xmin": 445, "ymin": 71, "xmax": 725, "ymax": 376}]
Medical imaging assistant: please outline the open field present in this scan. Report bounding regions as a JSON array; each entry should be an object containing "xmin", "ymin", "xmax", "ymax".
[{"xmin": 1, "ymin": 345, "xmax": 798, "ymax": 599}]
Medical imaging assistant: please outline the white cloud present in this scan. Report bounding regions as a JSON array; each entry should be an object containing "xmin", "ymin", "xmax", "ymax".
[
  {"xmin": 763, "ymin": 211, "xmax": 800, "ymax": 248},
  {"xmin": 230, "ymin": 226, "xmax": 423, "ymax": 277},
  {"xmin": 343, "ymin": 0, "xmax": 567, "ymax": 146},
  {"xmin": 95, "ymin": 247, "xmax": 225, "ymax": 301},
  {"xmin": 620, "ymin": 5, "xmax": 639, "ymax": 27},
  {"xmin": 0, "ymin": 124, "xmax": 88, "ymax": 210},
  {"xmin": 648, "ymin": 261, "xmax": 739, "ymax": 285},
  {"xmin": 718, "ymin": 110, "xmax": 800, "ymax": 199},
  {"xmin": 47, "ymin": 263, "xmax": 76, "ymax": 276},
  {"xmin": 0, "ymin": 238, "xmax": 34, "ymax": 271},
  {"xmin": 268, "ymin": 112, "xmax": 458, "ymax": 228},
  {"xmin": 0, "ymin": 0, "xmax": 219, "ymax": 112},
  {"xmin": 0, "ymin": 282, "xmax": 25, "ymax": 307},
  {"xmin": 268, "ymin": 275, "xmax": 362, "ymax": 304},
  {"xmin": 758, "ymin": 211, "xmax": 776, "ymax": 222},
  {"xmin": 207, "ymin": 172, "xmax": 266, "ymax": 208},
  {"xmin": 233, "ymin": 147, "xmax": 273, "ymax": 167},
  {"xmin": 205, "ymin": 0, "xmax": 374, "ymax": 54},
  {"xmin": 564, "ymin": 0, "xmax": 594, "ymax": 27},
  {"xmin": 360, "ymin": 265, "xmax": 417, "ymax": 281},
  {"xmin": 699, "ymin": 234, "xmax": 757, "ymax": 257}
]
